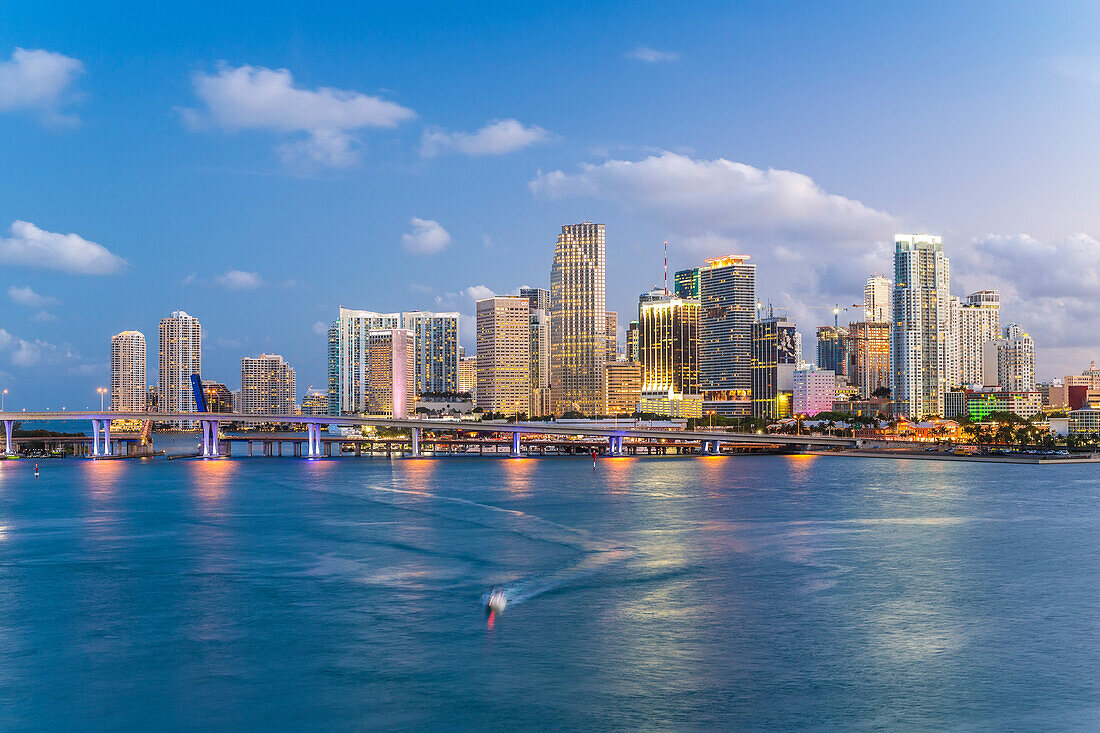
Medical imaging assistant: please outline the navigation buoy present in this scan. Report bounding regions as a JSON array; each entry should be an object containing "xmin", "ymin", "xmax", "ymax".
[
  {"xmin": 34, "ymin": 463, "xmax": 39, "ymax": 478},
  {"xmin": 592, "ymin": 449, "xmax": 598, "ymax": 469}
]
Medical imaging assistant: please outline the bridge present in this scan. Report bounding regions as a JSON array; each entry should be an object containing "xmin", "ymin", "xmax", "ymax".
[{"xmin": 0, "ymin": 411, "xmax": 859, "ymax": 459}]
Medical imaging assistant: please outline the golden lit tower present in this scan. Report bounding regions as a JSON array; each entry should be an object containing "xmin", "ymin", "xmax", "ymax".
[{"xmin": 550, "ymin": 222, "xmax": 607, "ymax": 415}]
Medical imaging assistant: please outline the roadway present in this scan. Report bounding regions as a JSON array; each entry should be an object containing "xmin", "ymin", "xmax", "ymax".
[{"xmin": 1, "ymin": 411, "xmax": 858, "ymax": 449}]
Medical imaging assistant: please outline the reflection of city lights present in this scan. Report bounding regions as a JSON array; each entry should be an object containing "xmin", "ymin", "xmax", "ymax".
[{"xmin": 193, "ymin": 458, "xmax": 237, "ymax": 505}]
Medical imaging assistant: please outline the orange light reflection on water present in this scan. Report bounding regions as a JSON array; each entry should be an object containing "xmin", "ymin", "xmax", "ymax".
[
  {"xmin": 501, "ymin": 454, "xmax": 536, "ymax": 495},
  {"xmin": 192, "ymin": 458, "xmax": 238, "ymax": 507},
  {"xmin": 396, "ymin": 457, "xmax": 439, "ymax": 494},
  {"xmin": 82, "ymin": 457, "xmax": 126, "ymax": 499}
]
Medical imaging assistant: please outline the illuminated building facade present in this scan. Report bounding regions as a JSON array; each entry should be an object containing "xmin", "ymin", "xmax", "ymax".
[
  {"xmin": 201, "ymin": 380, "xmax": 235, "ymax": 413},
  {"xmin": 699, "ymin": 255, "xmax": 755, "ymax": 415},
  {"xmin": 458, "ymin": 356, "xmax": 477, "ymax": 395},
  {"xmin": 328, "ymin": 307, "xmax": 400, "ymax": 415},
  {"xmin": 158, "ymin": 310, "xmax": 202, "ymax": 422},
  {"xmin": 550, "ymin": 222, "xmax": 607, "ymax": 415},
  {"xmin": 794, "ymin": 368, "xmax": 836, "ymax": 417},
  {"xmin": 401, "ymin": 311, "xmax": 459, "ymax": 395},
  {"xmin": 110, "ymin": 330, "xmax": 146, "ymax": 412},
  {"xmin": 751, "ymin": 314, "xmax": 796, "ymax": 419},
  {"xmin": 241, "ymin": 353, "xmax": 296, "ymax": 415},
  {"xmin": 864, "ymin": 275, "xmax": 892, "ymax": 323},
  {"xmin": 476, "ymin": 296, "xmax": 531, "ymax": 416},
  {"xmin": 892, "ymin": 234, "xmax": 951, "ymax": 418},
  {"xmin": 604, "ymin": 361, "xmax": 642, "ymax": 415},
  {"xmin": 816, "ymin": 325, "xmax": 850, "ymax": 382},
  {"xmin": 638, "ymin": 294, "xmax": 701, "ymax": 417},
  {"xmin": 367, "ymin": 329, "xmax": 414, "ymax": 418},
  {"xmin": 848, "ymin": 321, "xmax": 891, "ymax": 398},
  {"xmin": 674, "ymin": 267, "xmax": 700, "ymax": 299}
]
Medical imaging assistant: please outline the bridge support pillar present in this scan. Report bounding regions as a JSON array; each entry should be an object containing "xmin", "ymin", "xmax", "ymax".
[
  {"xmin": 103, "ymin": 420, "xmax": 112, "ymax": 456},
  {"xmin": 712, "ymin": 440, "xmax": 722, "ymax": 455},
  {"xmin": 91, "ymin": 419, "xmax": 101, "ymax": 457},
  {"xmin": 4, "ymin": 420, "xmax": 12, "ymax": 454},
  {"xmin": 410, "ymin": 427, "xmax": 420, "ymax": 458},
  {"xmin": 511, "ymin": 432, "xmax": 522, "ymax": 457}
]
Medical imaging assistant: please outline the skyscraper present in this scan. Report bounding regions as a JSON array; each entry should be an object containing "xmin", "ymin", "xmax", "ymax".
[
  {"xmin": 626, "ymin": 321, "xmax": 639, "ymax": 363},
  {"xmin": 529, "ymin": 306, "xmax": 551, "ymax": 417},
  {"xmin": 158, "ymin": 310, "xmax": 201, "ymax": 420},
  {"xmin": 458, "ymin": 356, "xmax": 477, "ymax": 395},
  {"xmin": 550, "ymin": 222, "xmax": 606, "ymax": 415},
  {"xmin": 751, "ymin": 315, "xmax": 797, "ymax": 419},
  {"xmin": 240, "ymin": 353, "xmax": 296, "ymax": 415},
  {"xmin": 637, "ymin": 294, "xmax": 702, "ymax": 417},
  {"xmin": 864, "ymin": 275, "xmax": 892, "ymax": 323},
  {"xmin": 816, "ymin": 326, "xmax": 850, "ymax": 381},
  {"xmin": 110, "ymin": 330, "xmax": 146, "ymax": 412},
  {"xmin": 848, "ymin": 321, "xmax": 891, "ymax": 398},
  {"xmin": 476, "ymin": 296, "xmax": 531, "ymax": 416},
  {"xmin": 955, "ymin": 290, "xmax": 1000, "ymax": 387},
  {"xmin": 983, "ymin": 324, "xmax": 1036, "ymax": 392},
  {"xmin": 328, "ymin": 307, "xmax": 401, "ymax": 415},
  {"xmin": 699, "ymin": 255, "xmax": 755, "ymax": 415},
  {"xmin": 367, "ymin": 329, "xmax": 415, "ymax": 418},
  {"xmin": 401, "ymin": 311, "xmax": 460, "ymax": 395},
  {"xmin": 604, "ymin": 361, "xmax": 642, "ymax": 416},
  {"xmin": 892, "ymin": 234, "xmax": 951, "ymax": 418},
  {"xmin": 605, "ymin": 311, "xmax": 618, "ymax": 363}
]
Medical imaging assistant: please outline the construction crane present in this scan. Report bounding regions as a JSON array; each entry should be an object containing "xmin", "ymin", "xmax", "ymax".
[{"xmin": 805, "ymin": 303, "xmax": 864, "ymax": 330}]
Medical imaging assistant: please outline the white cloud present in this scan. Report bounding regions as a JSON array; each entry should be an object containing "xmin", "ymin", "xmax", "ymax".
[
  {"xmin": 401, "ymin": 217, "xmax": 452, "ymax": 254},
  {"xmin": 30, "ymin": 310, "xmax": 58, "ymax": 322},
  {"xmin": 464, "ymin": 285, "xmax": 494, "ymax": 300},
  {"xmin": 530, "ymin": 152, "xmax": 896, "ymax": 247},
  {"xmin": 0, "ymin": 220, "xmax": 125, "ymax": 274},
  {"xmin": 421, "ymin": 118, "xmax": 551, "ymax": 157},
  {"xmin": 182, "ymin": 63, "xmax": 416, "ymax": 169},
  {"xmin": 9, "ymin": 338, "xmax": 75, "ymax": 368},
  {"xmin": 626, "ymin": 46, "xmax": 679, "ymax": 63},
  {"xmin": 312, "ymin": 320, "xmax": 329, "ymax": 335},
  {"xmin": 8, "ymin": 285, "xmax": 59, "ymax": 307},
  {"xmin": 950, "ymin": 232, "xmax": 1100, "ymax": 373},
  {"xmin": 0, "ymin": 329, "xmax": 12, "ymax": 350},
  {"xmin": 214, "ymin": 270, "xmax": 264, "ymax": 290},
  {"xmin": 0, "ymin": 48, "xmax": 83, "ymax": 123}
]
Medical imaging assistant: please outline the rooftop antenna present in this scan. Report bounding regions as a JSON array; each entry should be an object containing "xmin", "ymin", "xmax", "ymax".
[{"xmin": 663, "ymin": 241, "xmax": 669, "ymax": 295}]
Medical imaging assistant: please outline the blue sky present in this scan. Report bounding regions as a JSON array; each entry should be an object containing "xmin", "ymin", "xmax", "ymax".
[{"xmin": 3, "ymin": 1, "xmax": 1100, "ymax": 409}]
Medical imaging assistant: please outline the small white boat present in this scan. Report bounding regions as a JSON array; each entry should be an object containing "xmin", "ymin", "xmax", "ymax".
[{"xmin": 486, "ymin": 589, "xmax": 507, "ymax": 613}]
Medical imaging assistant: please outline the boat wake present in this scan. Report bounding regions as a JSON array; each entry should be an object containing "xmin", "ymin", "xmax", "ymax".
[{"xmin": 482, "ymin": 546, "xmax": 633, "ymax": 609}]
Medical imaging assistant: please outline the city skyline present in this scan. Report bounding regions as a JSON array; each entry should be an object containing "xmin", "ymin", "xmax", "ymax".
[{"xmin": 4, "ymin": 3, "xmax": 1100, "ymax": 408}]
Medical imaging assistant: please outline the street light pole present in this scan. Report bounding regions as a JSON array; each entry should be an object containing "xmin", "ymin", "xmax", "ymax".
[
  {"xmin": 97, "ymin": 387, "xmax": 106, "ymax": 411},
  {"xmin": 1, "ymin": 388, "xmax": 6, "ymax": 411}
]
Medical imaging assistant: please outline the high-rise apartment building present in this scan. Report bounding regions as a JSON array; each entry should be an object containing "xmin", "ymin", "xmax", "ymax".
[
  {"xmin": 626, "ymin": 321, "xmax": 639, "ymax": 362},
  {"xmin": 954, "ymin": 290, "xmax": 1000, "ymax": 388},
  {"xmin": 605, "ymin": 311, "xmax": 618, "ymax": 363},
  {"xmin": 476, "ymin": 296, "xmax": 531, "ymax": 416},
  {"xmin": 158, "ymin": 310, "xmax": 202, "ymax": 420},
  {"xmin": 241, "ymin": 353, "xmax": 296, "ymax": 415},
  {"xmin": 864, "ymin": 275, "xmax": 892, "ymax": 323},
  {"xmin": 458, "ymin": 356, "xmax": 477, "ymax": 395},
  {"xmin": 529, "ymin": 307, "xmax": 551, "ymax": 417},
  {"xmin": 699, "ymin": 255, "xmax": 755, "ymax": 415},
  {"xmin": 848, "ymin": 321, "xmax": 891, "ymax": 398},
  {"xmin": 816, "ymin": 326, "xmax": 850, "ymax": 382},
  {"xmin": 751, "ymin": 314, "xmax": 797, "ymax": 419},
  {"xmin": 604, "ymin": 361, "xmax": 642, "ymax": 416},
  {"xmin": 983, "ymin": 324, "xmax": 1035, "ymax": 392},
  {"xmin": 550, "ymin": 222, "xmax": 606, "ymax": 415},
  {"xmin": 110, "ymin": 330, "xmax": 146, "ymax": 412},
  {"xmin": 637, "ymin": 294, "xmax": 701, "ymax": 417},
  {"xmin": 401, "ymin": 311, "xmax": 459, "ymax": 395},
  {"xmin": 328, "ymin": 307, "xmax": 401, "ymax": 415},
  {"xmin": 366, "ymin": 329, "xmax": 415, "ymax": 418},
  {"xmin": 892, "ymin": 234, "xmax": 951, "ymax": 418}
]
